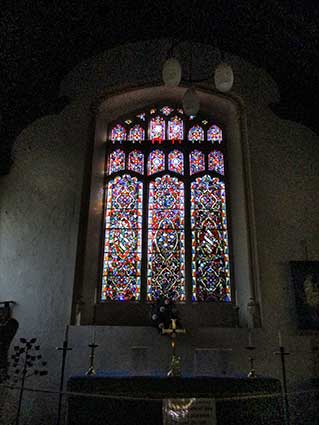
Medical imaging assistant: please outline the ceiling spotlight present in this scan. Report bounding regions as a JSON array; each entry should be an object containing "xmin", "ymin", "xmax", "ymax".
[
  {"xmin": 162, "ymin": 58, "xmax": 182, "ymax": 87},
  {"xmin": 214, "ymin": 63, "xmax": 234, "ymax": 93},
  {"xmin": 182, "ymin": 87, "xmax": 200, "ymax": 116}
]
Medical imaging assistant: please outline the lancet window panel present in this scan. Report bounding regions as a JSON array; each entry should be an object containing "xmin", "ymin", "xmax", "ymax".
[
  {"xmin": 102, "ymin": 106, "xmax": 231, "ymax": 305},
  {"xmin": 191, "ymin": 175, "xmax": 231, "ymax": 302},
  {"xmin": 147, "ymin": 175, "xmax": 185, "ymax": 302},
  {"xmin": 102, "ymin": 175, "xmax": 143, "ymax": 301}
]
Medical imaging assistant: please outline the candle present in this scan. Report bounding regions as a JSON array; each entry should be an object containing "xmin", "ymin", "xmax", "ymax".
[
  {"xmin": 278, "ymin": 330, "xmax": 283, "ymax": 347},
  {"xmin": 92, "ymin": 326, "xmax": 96, "ymax": 344},
  {"xmin": 64, "ymin": 325, "xmax": 69, "ymax": 343},
  {"xmin": 248, "ymin": 329, "xmax": 253, "ymax": 347}
]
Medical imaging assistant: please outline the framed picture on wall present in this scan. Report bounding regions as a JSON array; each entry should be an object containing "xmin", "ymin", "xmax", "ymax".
[{"xmin": 290, "ymin": 261, "xmax": 319, "ymax": 330}]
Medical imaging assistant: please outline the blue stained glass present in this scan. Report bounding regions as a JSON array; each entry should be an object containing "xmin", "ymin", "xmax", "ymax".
[
  {"xmin": 108, "ymin": 149, "xmax": 125, "ymax": 174},
  {"xmin": 102, "ymin": 175, "xmax": 143, "ymax": 301},
  {"xmin": 147, "ymin": 175, "xmax": 185, "ymax": 301},
  {"xmin": 208, "ymin": 150, "xmax": 224, "ymax": 175},
  {"xmin": 148, "ymin": 150, "xmax": 165, "ymax": 175},
  {"xmin": 111, "ymin": 124, "xmax": 127, "ymax": 142},
  {"xmin": 191, "ymin": 175, "xmax": 230, "ymax": 302},
  {"xmin": 190, "ymin": 150, "xmax": 205, "ymax": 175},
  {"xmin": 207, "ymin": 125, "xmax": 223, "ymax": 144}
]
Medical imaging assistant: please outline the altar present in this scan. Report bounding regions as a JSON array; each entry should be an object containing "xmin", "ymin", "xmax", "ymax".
[{"xmin": 67, "ymin": 374, "xmax": 284, "ymax": 425}]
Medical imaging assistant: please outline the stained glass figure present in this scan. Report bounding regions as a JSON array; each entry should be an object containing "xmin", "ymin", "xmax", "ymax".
[
  {"xmin": 191, "ymin": 175, "xmax": 230, "ymax": 302},
  {"xmin": 189, "ymin": 150, "xmax": 205, "ymax": 175},
  {"xmin": 168, "ymin": 116, "xmax": 183, "ymax": 142},
  {"xmin": 148, "ymin": 150, "xmax": 165, "ymax": 175},
  {"xmin": 147, "ymin": 175, "xmax": 185, "ymax": 301},
  {"xmin": 137, "ymin": 113, "xmax": 146, "ymax": 121},
  {"xmin": 208, "ymin": 150, "xmax": 224, "ymax": 175},
  {"xmin": 150, "ymin": 108, "xmax": 156, "ymax": 114},
  {"xmin": 102, "ymin": 175, "xmax": 143, "ymax": 301},
  {"xmin": 177, "ymin": 108, "xmax": 184, "ymax": 114},
  {"xmin": 108, "ymin": 149, "xmax": 125, "ymax": 174},
  {"xmin": 111, "ymin": 124, "xmax": 127, "ymax": 143},
  {"xmin": 168, "ymin": 150, "xmax": 184, "ymax": 175},
  {"xmin": 188, "ymin": 125, "xmax": 204, "ymax": 142},
  {"xmin": 207, "ymin": 125, "xmax": 223, "ymax": 144},
  {"xmin": 128, "ymin": 125, "xmax": 145, "ymax": 143},
  {"xmin": 128, "ymin": 150, "xmax": 144, "ymax": 174},
  {"xmin": 125, "ymin": 119, "xmax": 132, "ymax": 125},
  {"xmin": 149, "ymin": 116, "xmax": 165, "ymax": 143},
  {"xmin": 161, "ymin": 106, "xmax": 174, "ymax": 116}
]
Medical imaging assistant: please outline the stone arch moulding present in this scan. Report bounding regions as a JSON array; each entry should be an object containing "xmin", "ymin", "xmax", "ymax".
[{"xmin": 72, "ymin": 84, "xmax": 261, "ymax": 329}]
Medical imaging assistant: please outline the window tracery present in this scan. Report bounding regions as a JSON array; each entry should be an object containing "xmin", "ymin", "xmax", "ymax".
[{"xmin": 102, "ymin": 106, "xmax": 230, "ymax": 303}]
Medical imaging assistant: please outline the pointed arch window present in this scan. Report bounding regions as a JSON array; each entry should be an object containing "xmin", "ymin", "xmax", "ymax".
[{"xmin": 104, "ymin": 106, "xmax": 231, "ymax": 303}]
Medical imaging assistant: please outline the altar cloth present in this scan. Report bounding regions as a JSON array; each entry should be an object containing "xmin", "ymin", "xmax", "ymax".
[{"xmin": 67, "ymin": 374, "xmax": 283, "ymax": 425}]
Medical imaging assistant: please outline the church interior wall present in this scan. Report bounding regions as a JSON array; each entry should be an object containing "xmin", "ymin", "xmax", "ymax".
[{"xmin": 1, "ymin": 40, "xmax": 318, "ymax": 424}]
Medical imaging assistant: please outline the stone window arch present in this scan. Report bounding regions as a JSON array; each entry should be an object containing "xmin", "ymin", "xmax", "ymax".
[{"xmin": 72, "ymin": 86, "xmax": 259, "ymax": 328}]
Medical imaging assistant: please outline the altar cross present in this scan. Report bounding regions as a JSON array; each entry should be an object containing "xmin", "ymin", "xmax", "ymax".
[{"xmin": 162, "ymin": 319, "xmax": 186, "ymax": 376}]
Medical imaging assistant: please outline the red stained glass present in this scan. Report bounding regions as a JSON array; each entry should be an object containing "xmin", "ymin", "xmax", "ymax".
[
  {"xmin": 208, "ymin": 150, "xmax": 224, "ymax": 175},
  {"xmin": 102, "ymin": 175, "xmax": 143, "ymax": 301},
  {"xmin": 168, "ymin": 150, "xmax": 184, "ymax": 174},
  {"xmin": 148, "ymin": 150, "xmax": 165, "ymax": 175},
  {"xmin": 128, "ymin": 125, "xmax": 145, "ymax": 143},
  {"xmin": 147, "ymin": 175, "xmax": 185, "ymax": 301},
  {"xmin": 168, "ymin": 116, "xmax": 183, "ymax": 142},
  {"xmin": 108, "ymin": 149, "xmax": 125, "ymax": 174},
  {"xmin": 191, "ymin": 175, "xmax": 230, "ymax": 302},
  {"xmin": 111, "ymin": 124, "xmax": 127, "ymax": 143},
  {"xmin": 128, "ymin": 150, "xmax": 144, "ymax": 174},
  {"xmin": 188, "ymin": 125, "xmax": 204, "ymax": 142},
  {"xmin": 189, "ymin": 150, "xmax": 205, "ymax": 175},
  {"xmin": 207, "ymin": 125, "xmax": 223, "ymax": 144},
  {"xmin": 149, "ymin": 116, "xmax": 165, "ymax": 142}
]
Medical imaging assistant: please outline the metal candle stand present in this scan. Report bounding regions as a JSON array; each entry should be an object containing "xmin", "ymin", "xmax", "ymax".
[
  {"xmin": 56, "ymin": 338, "xmax": 72, "ymax": 425},
  {"xmin": 245, "ymin": 345, "xmax": 257, "ymax": 378},
  {"xmin": 274, "ymin": 345, "xmax": 291, "ymax": 425}
]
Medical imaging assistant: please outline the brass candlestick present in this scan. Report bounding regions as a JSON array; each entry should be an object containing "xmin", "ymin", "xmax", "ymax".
[
  {"xmin": 245, "ymin": 345, "xmax": 257, "ymax": 378},
  {"xmin": 86, "ymin": 342, "xmax": 98, "ymax": 376},
  {"xmin": 162, "ymin": 318, "xmax": 186, "ymax": 377}
]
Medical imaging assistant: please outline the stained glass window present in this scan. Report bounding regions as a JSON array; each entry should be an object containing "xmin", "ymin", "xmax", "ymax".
[
  {"xmin": 108, "ymin": 149, "xmax": 125, "ymax": 174},
  {"xmin": 102, "ymin": 175, "xmax": 143, "ymax": 301},
  {"xmin": 207, "ymin": 125, "xmax": 223, "ymax": 144},
  {"xmin": 128, "ymin": 150, "xmax": 144, "ymax": 174},
  {"xmin": 190, "ymin": 150, "xmax": 205, "ymax": 175},
  {"xmin": 148, "ymin": 150, "xmax": 165, "ymax": 175},
  {"xmin": 128, "ymin": 125, "xmax": 145, "ymax": 143},
  {"xmin": 188, "ymin": 125, "xmax": 205, "ymax": 142},
  {"xmin": 208, "ymin": 150, "xmax": 224, "ymax": 175},
  {"xmin": 168, "ymin": 116, "xmax": 183, "ymax": 141},
  {"xmin": 161, "ymin": 106, "xmax": 174, "ymax": 116},
  {"xmin": 111, "ymin": 124, "xmax": 127, "ymax": 143},
  {"xmin": 149, "ymin": 116, "xmax": 165, "ymax": 142},
  {"xmin": 168, "ymin": 150, "xmax": 184, "ymax": 175},
  {"xmin": 103, "ymin": 106, "xmax": 231, "ymax": 305},
  {"xmin": 147, "ymin": 175, "xmax": 185, "ymax": 301},
  {"xmin": 191, "ymin": 175, "xmax": 230, "ymax": 302}
]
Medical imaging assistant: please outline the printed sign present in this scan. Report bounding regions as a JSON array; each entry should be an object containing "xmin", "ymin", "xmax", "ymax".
[{"xmin": 163, "ymin": 398, "xmax": 216, "ymax": 425}]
